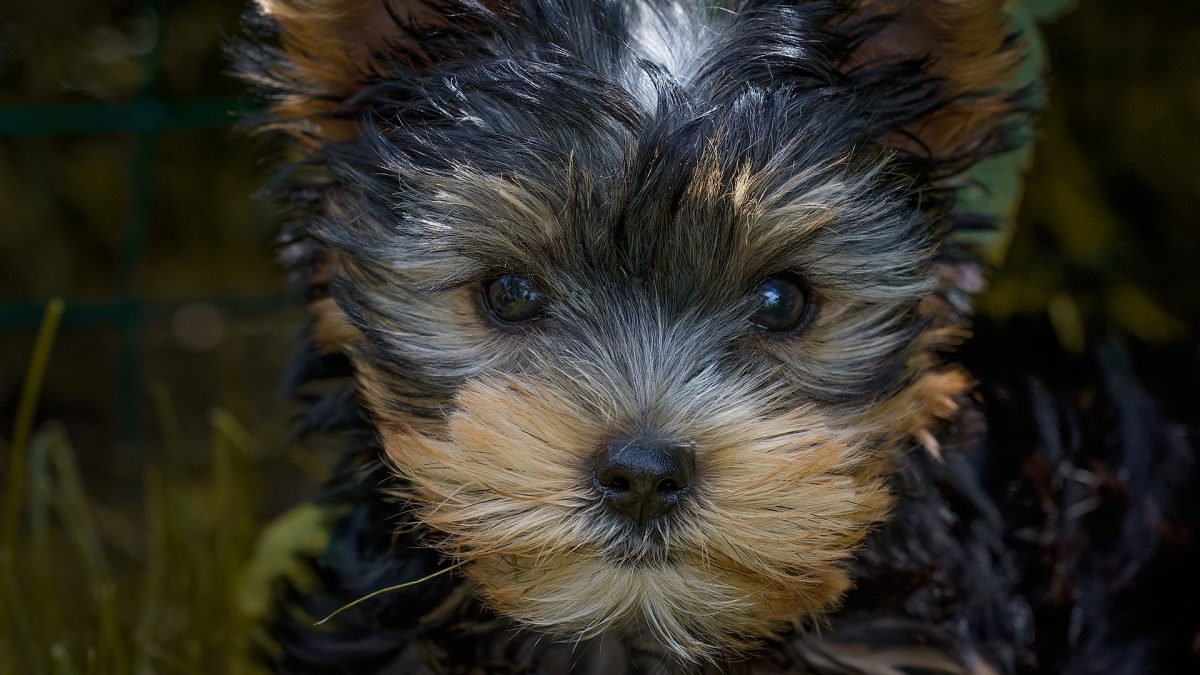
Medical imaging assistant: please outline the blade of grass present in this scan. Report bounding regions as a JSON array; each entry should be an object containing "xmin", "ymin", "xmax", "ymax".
[
  {"xmin": 209, "ymin": 408, "xmax": 259, "ymax": 669},
  {"xmin": 148, "ymin": 382, "xmax": 184, "ymax": 470},
  {"xmin": 0, "ymin": 298, "xmax": 62, "ymax": 675},
  {"xmin": 29, "ymin": 427, "xmax": 54, "ymax": 570},
  {"xmin": 23, "ymin": 431, "xmax": 61, "ymax": 640},
  {"xmin": 134, "ymin": 467, "xmax": 167, "ymax": 675},
  {"xmin": 46, "ymin": 425, "xmax": 129, "ymax": 675},
  {"xmin": 314, "ymin": 560, "xmax": 467, "ymax": 626},
  {"xmin": 138, "ymin": 385, "xmax": 191, "ymax": 674},
  {"xmin": 210, "ymin": 409, "xmax": 258, "ymax": 460},
  {"xmin": 3, "ymin": 298, "xmax": 64, "ymax": 546},
  {"xmin": 0, "ymin": 547, "xmax": 48, "ymax": 675}
]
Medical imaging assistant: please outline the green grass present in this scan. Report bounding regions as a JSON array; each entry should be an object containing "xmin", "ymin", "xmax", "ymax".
[{"xmin": 0, "ymin": 302, "xmax": 313, "ymax": 674}]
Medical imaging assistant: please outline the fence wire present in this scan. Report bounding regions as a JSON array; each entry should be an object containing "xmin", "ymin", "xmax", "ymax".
[{"xmin": 0, "ymin": 1, "xmax": 278, "ymax": 445}]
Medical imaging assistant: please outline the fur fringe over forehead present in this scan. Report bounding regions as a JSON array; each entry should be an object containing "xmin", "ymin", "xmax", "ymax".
[
  {"xmin": 238, "ymin": 0, "xmax": 1029, "ymax": 231},
  {"xmin": 239, "ymin": 0, "xmax": 1027, "ymax": 181},
  {"xmin": 237, "ymin": 0, "xmax": 1035, "ymax": 370}
]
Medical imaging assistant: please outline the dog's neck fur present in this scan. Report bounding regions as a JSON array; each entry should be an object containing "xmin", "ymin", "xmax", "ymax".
[{"xmin": 277, "ymin": 321, "xmax": 1195, "ymax": 675}]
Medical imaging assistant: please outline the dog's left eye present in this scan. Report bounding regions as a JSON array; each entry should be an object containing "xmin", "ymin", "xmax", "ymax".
[
  {"xmin": 750, "ymin": 275, "xmax": 811, "ymax": 333},
  {"xmin": 483, "ymin": 275, "xmax": 546, "ymax": 325}
]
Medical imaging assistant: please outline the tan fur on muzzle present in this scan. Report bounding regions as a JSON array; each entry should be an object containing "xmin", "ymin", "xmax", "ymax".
[{"xmin": 377, "ymin": 376, "xmax": 893, "ymax": 660}]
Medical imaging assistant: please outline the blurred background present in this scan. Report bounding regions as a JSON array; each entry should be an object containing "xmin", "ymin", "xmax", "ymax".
[{"xmin": 0, "ymin": 0, "xmax": 1197, "ymax": 672}]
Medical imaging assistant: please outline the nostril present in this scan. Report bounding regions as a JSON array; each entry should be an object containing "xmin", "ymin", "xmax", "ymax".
[{"xmin": 608, "ymin": 476, "xmax": 630, "ymax": 492}]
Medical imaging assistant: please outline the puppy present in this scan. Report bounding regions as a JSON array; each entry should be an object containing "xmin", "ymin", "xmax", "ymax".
[{"xmin": 237, "ymin": 1, "xmax": 1199, "ymax": 672}]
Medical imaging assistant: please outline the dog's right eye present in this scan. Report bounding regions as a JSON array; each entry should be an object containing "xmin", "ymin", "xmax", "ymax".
[
  {"xmin": 482, "ymin": 275, "xmax": 546, "ymax": 325},
  {"xmin": 750, "ymin": 275, "xmax": 811, "ymax": 334}
]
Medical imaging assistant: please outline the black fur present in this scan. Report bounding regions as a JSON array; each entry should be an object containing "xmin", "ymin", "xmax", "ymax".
[
  {"xmin": 269, "ymin": 316, "xmax": 1199, "ymax": 674},
  {"xmin": 236, "ymin": 1, "xmax": 1198, "ymax": 672},
  {"xmin": 239, "ymin": 0, "xmax": 1016, "ymax": 413}
]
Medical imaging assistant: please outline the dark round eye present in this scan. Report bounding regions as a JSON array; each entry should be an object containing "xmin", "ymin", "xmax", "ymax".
[
  {"xmin": 750, "ymin": 275, "xmax": 810, "ymax": 333},
  {"xmin": 483, "ymin": 275, "xmax": 546, "ymax": 325}
]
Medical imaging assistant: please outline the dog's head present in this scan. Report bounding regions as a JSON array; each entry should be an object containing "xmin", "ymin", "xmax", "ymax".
[{"xmin": 242, "ymin": 0, "xmax": 1028, "ymax": 660}]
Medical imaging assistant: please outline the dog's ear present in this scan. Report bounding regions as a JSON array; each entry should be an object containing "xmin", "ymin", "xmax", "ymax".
[
  {"xmin": 244, "ymin": 1, "xmax": 460, "ymax": 352},
  {"xmin": 257, "ymin": 0, "xmax": 414, "ymax": 84},
  {"xmin": 836, "ymin": 1, "xmax": 1041, "ymax": 327},
  {"xmin": 245, "ymin": 0, "xmax": 469, "ymax": 145},
  {"xmin": 843, "ymin": 0, "xmax": 1024, "ymax": 171}
]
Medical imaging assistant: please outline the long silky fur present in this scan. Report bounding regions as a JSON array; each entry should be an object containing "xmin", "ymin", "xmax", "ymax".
[{"xmin": 236, "ymin": 1, "xmax": 1195, "ymax": 673}]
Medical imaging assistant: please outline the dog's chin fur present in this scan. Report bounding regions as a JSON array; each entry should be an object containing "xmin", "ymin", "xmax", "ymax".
[{"xmin": 366, "ymin": 366, "xmax": 969, "ymax": 661}]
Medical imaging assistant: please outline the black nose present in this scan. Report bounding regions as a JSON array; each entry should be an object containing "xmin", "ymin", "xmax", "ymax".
[{"xmin": 593, "ymin": 440, "xmax": 695, "ymax": 526}]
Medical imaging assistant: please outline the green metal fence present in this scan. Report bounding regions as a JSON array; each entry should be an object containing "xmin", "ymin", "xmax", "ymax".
[{"xmin": 0, "ymin": 1, "xmax": 283, "ymax": 446}]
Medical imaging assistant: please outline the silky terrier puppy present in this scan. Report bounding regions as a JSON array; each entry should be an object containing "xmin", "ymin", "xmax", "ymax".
[{"xmin": 237, "ymin": 1, "xmax": 1198, "ymax": 673}]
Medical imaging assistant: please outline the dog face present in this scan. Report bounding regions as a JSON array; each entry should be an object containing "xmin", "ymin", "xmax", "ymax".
[{"xmin": 243, "ymin": 0, "xmax": 1025, "ymax": 660}]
